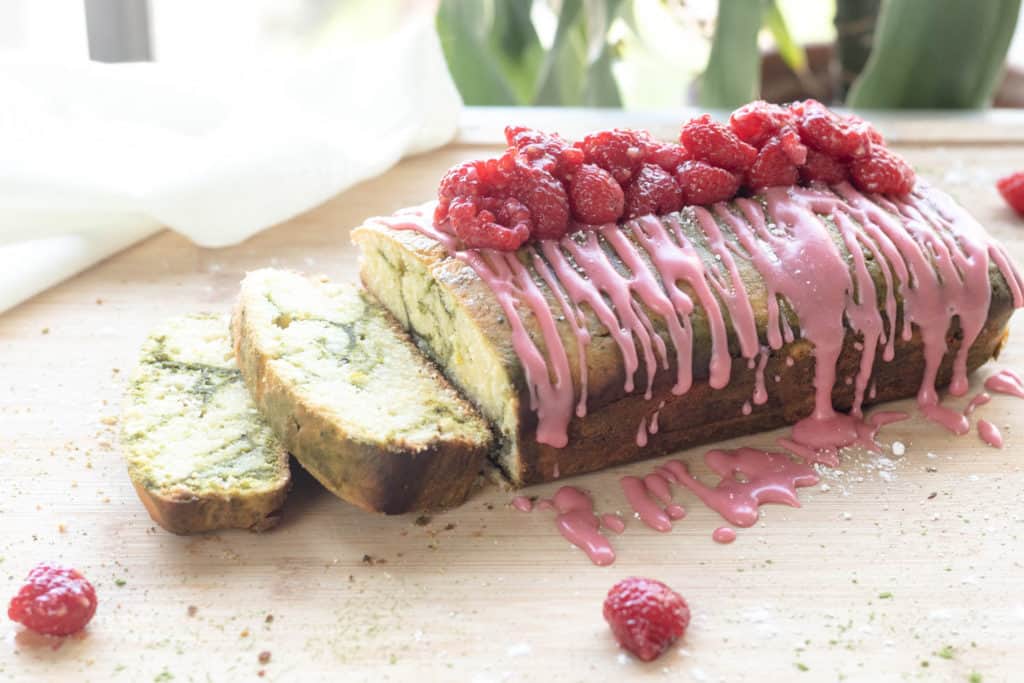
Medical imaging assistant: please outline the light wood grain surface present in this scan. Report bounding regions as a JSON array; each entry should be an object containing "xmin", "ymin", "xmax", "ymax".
[{"xmin": 2, "ymin": 111, "xmax": 1023, "ymax": 683}]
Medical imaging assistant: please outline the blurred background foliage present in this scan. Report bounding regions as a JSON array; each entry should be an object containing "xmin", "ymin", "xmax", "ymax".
[{"xmin": 436, "ymin": 0, "xmax": 1023, "ymax": 109}]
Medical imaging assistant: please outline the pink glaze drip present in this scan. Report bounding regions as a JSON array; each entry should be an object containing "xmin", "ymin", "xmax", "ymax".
[
  {"xmin": 635, "ymin": 417, "xmax": 648, "ymax": 447},
  {"xmin": 978, "ymin": 419, "xmax": 1004, "ymax": 448},
  {"xmin": 666, "ymin": 504, "xmax": 687, "ymax": 520},
  {"xmin": 511, "ymin": 496, "xmax": 533, "ymax": 512},
  {"xmin": 985, "ymin": 369, "xmax": 1024, "ymax": 399},
  {"xmin": 649, "ymin": 400, "xmax": 666, "ymax": 435},
  {"xmin": 712, "ymin": 527, "xmax": 737, "ymax": 544},
  {"xmin": 620, "ymin": 476, "xmax": 673, "ymax": 532},
  {"xmin": 662, "ymin": 448, "xmax": 819, "ymax": 527},
  {"xmin": 532, "ymin": 249, "xmax": 591, "ymax": 419},
  {"xmin": 753, "ymin": 348, "xmax": 769, "ymax": 406},
  {"xmin": 376, "ymin": 179, "xmax": 1024, "ymax": 452},
  {"xmin": 600, "ymin": 513, "xmax": 626, "ymax": 534},
  {"xmin": 964, "ymin": 392, "xmax": 991, "ymax": 416},
  {"xmin": 549, "ymin": 486, "xmax": 615, "ymax": 565},
  {"xmin": 723, "ymin": 193, "xmax": 861, "ymax": 450},
  {"xmin": 742, "ymin": 401, "xmax": 752, "ymax": 416}
]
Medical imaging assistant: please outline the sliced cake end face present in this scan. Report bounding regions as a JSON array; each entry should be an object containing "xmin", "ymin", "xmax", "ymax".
[
  {"xmin": 351, "ymin": 225, "xmax": 524, "ymax": 480},
  {"xmin": 121, "ymin": 314, "xmax": 291, "ymax": 533},
  {"xmin": 231, "ymin": 269, "xmax": 493, "ymax": 513},
  {"xmin": 236, "ymin": 269, "xmax": 493, "ymax": 452}
]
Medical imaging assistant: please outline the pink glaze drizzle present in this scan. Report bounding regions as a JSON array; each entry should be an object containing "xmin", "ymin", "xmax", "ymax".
[
  {"xmin": 985, "ymin": 369, "xmax": 1024, "ymax": 399},
  {"xmin": 712, "ymin": 527, "xmax": 737, "ymax": 544},
  {"xmin": 511, "ymin": 496, "xmax": 533, "ymax": 513},
  {"xmin": 978, "ymin": 419, "xmax": 1004, "ymax": 448},
  {"xmin": 377, "ymin": 181, "xmax": 1023, "ymax": 452}
]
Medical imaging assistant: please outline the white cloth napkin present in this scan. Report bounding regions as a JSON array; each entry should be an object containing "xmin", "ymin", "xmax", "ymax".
[{"xmin": 0, "ymin": 14, "xmax": 461, "ymax": 315}]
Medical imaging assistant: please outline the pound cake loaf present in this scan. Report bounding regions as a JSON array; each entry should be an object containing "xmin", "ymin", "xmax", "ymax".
[
  {"xmin": 354, "ymin": 182, "xmax": 1022, "ymax": 485},
  {"xmin": 121, "ymin": 314, "xmax": 291, "ymax": 534},
  {"xmin": 230, "ymin": 269, "xmax": 494, "ymax": 513}
]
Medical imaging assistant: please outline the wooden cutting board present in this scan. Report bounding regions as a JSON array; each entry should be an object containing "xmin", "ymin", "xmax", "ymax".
[{"xmin": 2, "ymin": 110, "xmax": 1023, "ymax": 683}]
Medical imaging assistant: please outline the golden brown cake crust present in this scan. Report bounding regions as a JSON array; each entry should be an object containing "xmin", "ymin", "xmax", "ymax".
[{"xmin": 132, "ymin": 478, "xmax": 290, "ymax": 535}]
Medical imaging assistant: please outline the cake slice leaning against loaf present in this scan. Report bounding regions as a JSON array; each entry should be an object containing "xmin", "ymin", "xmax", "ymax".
[
  {"xmin": 121, "ymin": 314, "xmax": 292, "ymax": 534},
  {"xmin": 230, "ymin": 269, "xmax": 494, "ymax": 514}
]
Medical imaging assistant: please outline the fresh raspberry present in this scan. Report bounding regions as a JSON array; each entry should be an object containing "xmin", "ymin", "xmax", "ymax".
[
  {"xmin": 623, "ymin": 163, "xmax": 684, "ymax": 218},
  {"xmin": 675, "ymin": 160, "xmax": 741, "ymax": 205},
  {"xmin": 794, "ymin": 100, "xmax": 872, "ymax": 160},
  {"xmin": 679, "ymin": 114, "xmax": 758, "ymax": 173},
  {"xmin": 747, "ymin": 136, "xmax": 800, "ymax": 190},
  {"xmin": 448, "ymin": 196, "xmax": 531, "ymax": 250},
  {"xmin": 8, "ymin": 563, "xmax": 97, "ymax": 636},
  {"xmin": 801, "ymin": 148, "xmax": 848, "ymax": 184},
  {"xmin": 505, "ymin": 126, "xmax": 584, "ymax": 180},
  {"xmin": 577, "ymin": 129, "xmax": 649, "ymax": 184},
  {"xmin": 643, "ymin": 141, "xmax": 689, "ymax": 173},
  {"xmin": 845, "ymin": 114, "xmax": 885, "ymax": 145},
  {"xmin": 997, "ymin": 171, "xmax": 1024, "ymax": 215},
  {"xmin": 495, "ymin": 154, "xmax": 571, "ymax": 240},
  {"xmin": 729, "ymin": 101, "xmax": 796, "ymax": 147},
  {"xmin": 849, "ymin": 147, "xmax": 915, "ymax": 195},
  {"xmin": 436, "ymin": 153, "xmax": 570, "ymax": 247},
  {"xmin": 570, "ymin": 164, "xmax": 625, "ymax": 225},
  {"xmin": 777, "ymin": 127, "xmax": 808, "ymax": 166},
  {"xmin": 603, "ymin": 577, "xmax": 690, "ymax": 661}
]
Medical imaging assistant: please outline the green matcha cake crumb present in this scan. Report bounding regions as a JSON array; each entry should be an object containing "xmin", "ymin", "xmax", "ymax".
[
  {"xmin": 231, "ymin": 269, "xmax": 493, "ymax": 513},
  {"xmin": 121, "ymin": 314, "xmax": 290, "ymax": 534}
]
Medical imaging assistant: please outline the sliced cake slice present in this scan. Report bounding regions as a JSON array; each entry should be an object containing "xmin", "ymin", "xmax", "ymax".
[
  {"xmin": 230, "ymin": 269, "xmax": 493, "ymax": 514},
  {"xmin": 121, "ymin": 314, "xmax": 291, "ymax": 534}
]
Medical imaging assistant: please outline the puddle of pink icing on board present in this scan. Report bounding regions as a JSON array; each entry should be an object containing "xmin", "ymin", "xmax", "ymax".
[
  {"xmin": 978, "ymin": 419, "xmax": 1004, "ymax": 448},
  {"xmin": 377, "ymin": 182, "xmax": 1024, "ymax": 452},
  {"xmin": 985, "ymin": 369, "xmax": 1024, "ymax": 399},
  {"xmin": 712, "ymin": 527, "xmax": 737, "ymax": 544},
  {"xmin": 540, "ymin": 487, "xmax": 615, "ymax": 565},
  {"xmin": 964, "ymin": 392, "xmax": 991, "ymax": 416},
  {"xmin": 662, "ymin": 448, "xmax": 819, "ymax": 527},
  {"xmin": 620, "ymin": 476, "xmax": 673, "ymax": 532},
  {"xmin": 600, "ymin": 513, "xmax": 626, "ymax": 534},
  {"xmin": 511, "ymin": 496, "xmax": 533, "ymax": 512},
  {"xmin": 666, "ymin": 504, "xmax": 687, "ymax": 520}
]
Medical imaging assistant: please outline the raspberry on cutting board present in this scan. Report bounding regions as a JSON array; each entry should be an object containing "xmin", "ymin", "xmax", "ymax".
[
  {"xmin": 997, "ymin": 171, "xmax": 1024, "ymax": 215},
  {"xmin": 8, "ymin": 563, "xmax": 98, "ymax": 636},
  {"xmin": 603, "ymin": 577, "xmax": 690, "ymax": 661}
]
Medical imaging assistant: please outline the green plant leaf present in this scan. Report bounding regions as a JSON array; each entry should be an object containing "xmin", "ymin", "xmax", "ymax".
[
  {"xmin": 582, "ymin": 44, "xmax": 623, "ymax": 107},
  {"xmin": 699, "ymin": 0, "xmax": 763, "ymax": 108},
  {"xmin": 491, "ymin": 0, "xmax": 544, "ymax": 103},
  {"xmin": 847, "ymin": 0, "xmax": 1022, "ymax": 108},
  {"xmin": 436, "ymin": 0, "xmax": 520, "ymax": 105},
  {"xmin": 582, "ymin": 0, "xmax": 624, "ymax": 107},
  {"xmin": 533, "ymin": 0, "xmax": 586, "ymax": 105},
  {"xmin": 763, "ymin": 0, "xmax": 807, "ymax": 74}
]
